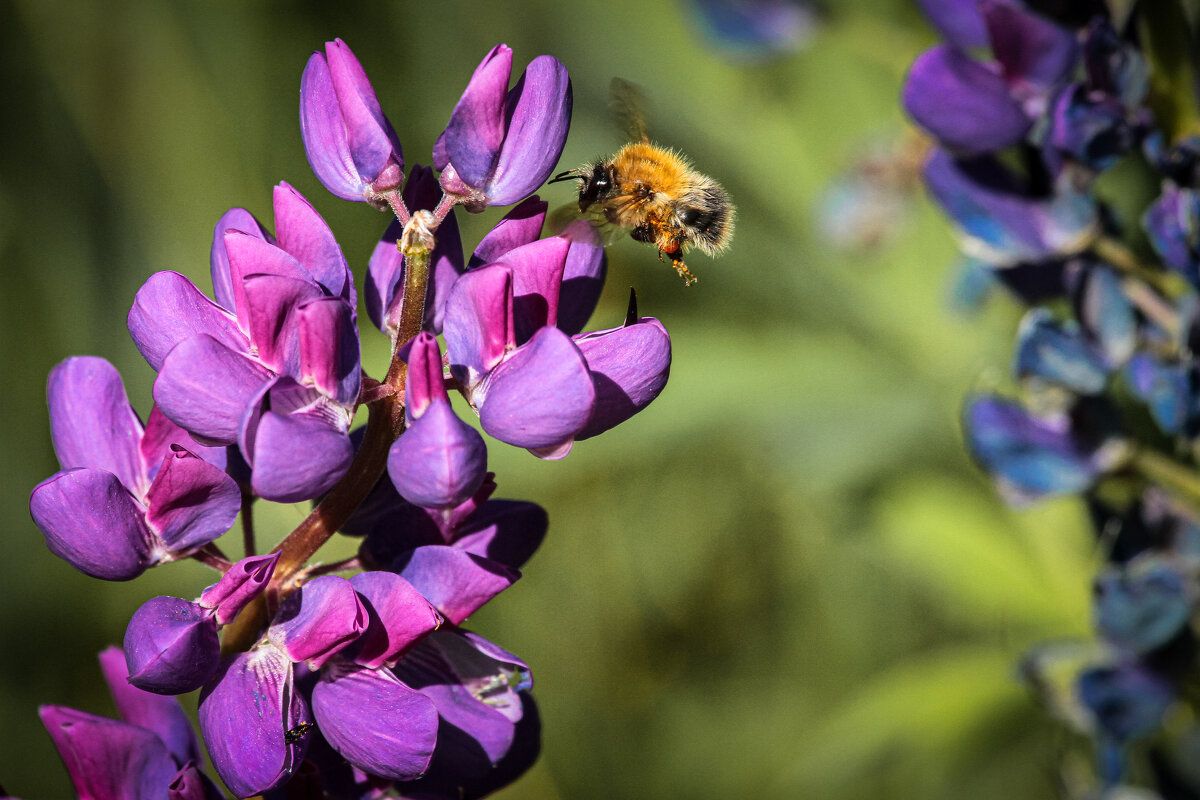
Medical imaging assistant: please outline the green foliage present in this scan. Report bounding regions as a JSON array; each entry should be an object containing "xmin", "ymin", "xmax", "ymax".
[{"xmin": 0, "ymin": 1, "xmax": 1094, "ymax": 797}]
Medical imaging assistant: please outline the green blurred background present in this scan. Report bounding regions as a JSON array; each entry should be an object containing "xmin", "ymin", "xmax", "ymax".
[{"xmin": 0, "ymin": 0, "xmax": 1102, "ymax": 797}]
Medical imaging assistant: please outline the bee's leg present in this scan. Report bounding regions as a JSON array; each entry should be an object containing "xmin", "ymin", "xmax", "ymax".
[{"xmin": 659, "ymin": 238, "xmax": 697, "ymax": 286}]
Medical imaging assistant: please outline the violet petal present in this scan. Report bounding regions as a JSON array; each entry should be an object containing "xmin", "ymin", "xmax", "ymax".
[
  {"xmin": 301, "ymin": 48, "xmax": 368, "ymax": 201},
  {"xmin": 349, "ymin": 572, "xmax": 441, "ymax": 668},
  {"xmin": 395, "ymin": 545, "xmax": 518, "ymax": 625},
  {"xmin": 325, "ymin": 39, "xmax": 403, "ymax": 190},
  {"xmin": 486, "ymin": 55, "xmax": 573, "ymax": 206},
  {"xmin": 30, "ymin": 469, "xmax": 155, "ymax": 581},
  {"xmin": 453, "ymin": 499, "xmax": 548, "ymax": 571},
  {"xmin": 273, "ymin": 181, "xmax": 351, "ymax": 300},
  {"xmin": 983, "ymin": 0, "xmax": 1079, "ymax": 93},
  {"xmin": 442, "ymin": 45, "xmax": 513, "ymax": 187},
  {"xmin": 296, "ymin": 296, "xmax": 361, "ymax": 407},
  {"xmin": 558, "ymin": 223, "xmax": 608, "ymax": 336},
  {"xmin": 903, "ymin": 45, "xmax": 1030, "ymax": 154},
  {"xmin": 502, "ymin": 236, "xmax": 570, "ymax": 343},
  {"xmin": 443, "ymin": 264, "xmax": 515, "ymax": 387},
  {"xmin": 211, "ymin": 207, "xmax": 272, "ymax": 313},
  {"xmin": 124, "ymin": 596, "xmax": 220, "ymax": 695},
  {"xmin": 468, "ymin": 196, "xmax": 548, "ymax": 268},
  {"xmin": 478, "ymin": 326, "xmax": 595, "ymax": 452},
  {"xmin": 249, "ymin": 407, "xmax": 354, "ymax": 503},
  {"xmin": 140, "ymin": 407, "xmax": 228, "ymax": 477},
  {"xmin": 128, "ymin": 272, "xmax": 248, "ymax": 373},
  {"xmin": 153, "ymin": 335, "xmax": 274, "ymax": 445},
  {"xmin": 311, "ymin": 662, "xmax": 438, "ymax": 781},
  {"xmin": 143, "ymin": 449, "xmax": 241, "ymax": 554},
  {"xmin": 268, "ymin": 575, "xmax": 367, "ymax": 669},
  {"xmin": 199, "ymin": 553, "xmax": 281, "ymax": 626},
  {"xmin": 198, "ymin": 647, "xmax": 309, "ymax": 798},
  {"xmin": 46, "ymin": 357, "xmax": 147, "ymax": 495},
  {"xmin": 39, "ymin": 705, "xmax": 178, "ymax": 800},
  {"xmin": 98, "ymin": 646, "xmax": 200, "ymax": 765},
  {"xmin": 388, "ymin": 399, "xmax": 489, "ymax": 510},
  {"xmin": 574, "ymin": 317, "xmax": 672, "ymax": 439}
]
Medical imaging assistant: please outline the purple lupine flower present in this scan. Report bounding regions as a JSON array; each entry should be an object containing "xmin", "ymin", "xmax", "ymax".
[
  {"xmin": 1013, "ymin": 308, "xmax": 1110, "ymax": 395},
  {"xmin": 1094, "ymin": 558, "xmax": 1192, "ymax": 654},
  {"xmin": 964, "ymin": 395, "xmax": 1127, "ymax": 504},
  {"xmin": 442, "ymin": 238, "xmax": 669, "ymax": 458},
  {"xmin": 1144, "ymin": 183, "xmax": 1200, "ymax": 289},
  {"xmin": 123, "ymin": 553, "xmax": 279, "ymax": 694},
  {"xmin": 128, "ymin": 182, "xmax": 360, "ymax": 502},
  {"xmin": 922, "ymin": 148, "xmax": 1098, "ymax": 265},
  {"xmin": 435, "ymin": 44, "xmax": 572, "ymax": 210},
  {"xmin": 388, "ymin": 332, "xmax": 488, "ymax": 511},
  {"xmin": 40, "ymin": 650, "xmax": 222, "ymax": 800},
  {"xmin": 29, "ymin": 357, "xmax": 239, "ymax": 581},
  {"xmin": 301, "ymin": 38, "xmax": 404, "ymax": 205},
  {"xmin": 1123, "ymin": 354, "xmax": 1196, "ymax": 436},
  {"xmin": 199, "ymin": 572, "xmax": 442, "ymax": 794},
  {"xmin": 391, "ymin": 628, "xmax": 540, "ymax": 799},
  {"xmin": 683, "ymin": 0, "xmax": 819, "ymax": 61},
  {"xmin": 904, "ymin": 1, "xmax": 1078, "ymax": 155}
]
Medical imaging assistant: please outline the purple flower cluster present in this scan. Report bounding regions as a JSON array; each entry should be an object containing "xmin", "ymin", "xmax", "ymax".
[
  {"xmin": 906, "ymin": 0, "xmax": 1200, "ymax": 793},
  {"xmin": 29, "ymin": 38, "xmax": 672, "ymax": 799}
]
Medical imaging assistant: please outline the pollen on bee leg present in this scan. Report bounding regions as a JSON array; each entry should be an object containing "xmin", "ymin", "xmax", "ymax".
[{"xmin": 670, "ymin": 256, "xmax": 698, "ymax": 287}]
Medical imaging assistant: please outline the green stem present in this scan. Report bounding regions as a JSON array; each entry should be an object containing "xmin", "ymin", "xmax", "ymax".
[
  {"xmin": 1131, "ymin": 449, "xmax": 1200, "ymax": 509},
  {"xmin": 1092, "ymin": 236, "xmax": 1173, "ymax": 294}
]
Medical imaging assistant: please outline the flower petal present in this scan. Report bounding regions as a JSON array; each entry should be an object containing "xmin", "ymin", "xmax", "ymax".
[
  {"xmin": 903, "ymin": 45, "xmax": 1030, "ymax": 154},
  {"xmin": 349, "ymin": 572, "xmax": 441, "ymax": 668},
  {"xmin": 452, "ymin": 499, "xmax": 548, "ymax": 571},
  {"xmin": 268, "ymin": 575, "xmax": 367, "ymax": 669},
  {"xmin": 479, "ymin": 326, "xmax": 595, "ymax": 452},
  {"xmin": 199, "ymin": 552, "xmax": 281, "ymax": 625},
  {"xmin": 153, "ymin": 335, "xmax": 274, "ymax": 445},
  {"xmin": 574, "ymin": 317, "xmax": 672, "ymax": 439},
  {"xmin": 128, "ymin": 272, "xmax": 248, "ymax": 373},
  {"xmin": 486, "ymin": 55, "xmax": 573, "ymax": 205},
  {"xmin": 211, "ymin": 208, "xmax": 272, "ymax": 313},
  {"xmin": 389, "ymin": 399, "xmax": 489, "ymax": 510},
  {"xmin": 198, "ymin": 647, "xmax": 309, "ymax": 798},
  {"xmin": 442, "ymin": 45, "xmax": 513, "ymax": 187},
  {"xmin": 325, "ymin": 39, "xmax": 403, "ymax": 190},
  {"xmin": 144, "ymin": 448, "xmax": 241, "ymax": 555},
  {"xmin": 273, "ymin": 182, "xmax": 353, "ymax": 302},
  {"xmin": 30, "ymin": 469, "xmax": 155, "ymax": 581},
  {"xmin": 395, "ymin": 545, "xmax": 518, "ymax": 625},
  {"xmin": 296, "ymin": 296, "xmax": 361, "ymax": 407},
  {"xmin": 501, "ymin": 236, "xmax": 570, "ymax": 343},
  {"xmin": 98, "ymin": 646, "xmax": 201, "ymax": 766},
  {"xmin": 443, "ymin": 264, "xmax": 515, "ymax": 388},
  {"xmin": 123, "ymin": 596, "xmax": 220, "ymax": 695},
  {"xmin": 301, "ymin": 49, "xmax": 368, "ymax": 201},
  {"xmin": 311, "ymin": 662, "xmax": 438, "ymax": 781},
  {"xmin": 39, "ymin": 705, "xmax": 178, "ymax": 800},
  {"xmin": 249, "ymin": 406, "xmax": 354, "ymax": 504},
  {"xmin": 468, "ymin": 196, "xmax": 548, "ymax": 267}
]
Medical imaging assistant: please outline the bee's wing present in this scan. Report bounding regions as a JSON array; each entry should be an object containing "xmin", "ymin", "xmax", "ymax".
[
  {"xmin": 548, "ymin": 205, "xmax": 628, "ymax": 247},
  {"xmin": 609, "ymin": 78, "xmax": 651, "ymax": 144}
]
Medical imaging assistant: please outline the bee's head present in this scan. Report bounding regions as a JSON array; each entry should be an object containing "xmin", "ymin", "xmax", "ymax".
[{"xmin": 550, "ymin": 163, "xmax": 613, "ymax": 212}]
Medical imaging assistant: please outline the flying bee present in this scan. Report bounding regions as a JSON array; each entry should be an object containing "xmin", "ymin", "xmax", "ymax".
[{"xmin": 549, "ymin": 79, "xmax": 734, "ymax": 286}]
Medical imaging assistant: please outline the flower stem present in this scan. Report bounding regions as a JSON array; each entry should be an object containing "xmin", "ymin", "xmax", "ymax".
[
  {"xmin": 221, "ymin": 212, "xmax": 438, "ymax": 654},
  {"xmin": 1132, "ymin": 449, "xmax": 1200, "ymax": 510},
  {"xmin": 1093, "ymin": 236, "xmax": 1173, "ymax": 295}
]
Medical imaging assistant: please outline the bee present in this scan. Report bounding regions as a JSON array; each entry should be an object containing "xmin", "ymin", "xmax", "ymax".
[{"xmin": 549, "ymin": 79, "xmax": 734, "ymax": 286}]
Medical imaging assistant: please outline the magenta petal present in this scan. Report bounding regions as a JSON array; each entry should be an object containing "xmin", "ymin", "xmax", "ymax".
[
  {"xmin": 478, "ymin": 326, "xmax": 595, "ymax": 451},
  {"xmin": 224, "ymin": 230, "xmax": 314, "ymax": 324},
  {"xmin": 144, "ymin": 449, "xmax": 240, "ymax": 554},
  {"xmin": 154, "ymin": 335, "xmax": 273, "ymax": 444},
  {"xmin": 199, "ymin": 552, "xmax": 280, "ymax": 625},
  {"xmin": 903, "ymin": 45, "xmax": 1030, "ymax": 154},
  {"xmin": 268, "ymin": 575, "xmax": 367, "ymax": 668},
  {"xmin": 403, "ymin": 332, "xmax": 448, "ymax": 418},
  {"xmin": 30, "ymin": 469, "xmax": 155, "ymax": 581},
  {"xmin": 501, "ymin": 236, "xmax": 570, "ymax": 342},
  {"xmin": 312, "ymin": 662, "xmax": 438, "ymax": 780},
  {"xmin": 98, "ymin": 646, "xmax": 201, "ymax": 767},
  {"xmin": 46, "ymin": 357, "xmax": 147, "ymax": 495},
  {"xmin": 395, "ymin": 545, "xmax": 518, "ymax": 625},
  {"xmin": 140, "ymin": 407, "xmax": 228, "ymax": 476},
  {"xmin": 388, "ymin": 400, "xmax": 488, "ymax": 510},
  {"xmin": 453, "ymin": 499, "xmax": 548, "ymax": 571},
  {"xmin": 469, "ymin": 196, "xmax": 548, "ymax": 267},
  {"xmin": 326, "ymin": 39, "xmax": 403, "ymax": 189},
  {"xmin": 123, "ymin": 596, "xmax": 220, "ymax": 695},
  {"xmin": 443, "ymin": 44, "xmax": 513, "ymax": 187},
  {"xmin": 296, "ymin": 296, "xmax": 361, "ymax": 406},
  {"xmin": 249, "ymin": 407, "xmax": 354, "ymax": 503},
  {"xmin": 273, "ymin": 182, "xmax": 352, "ymax": 301},
  {"xmin": 242, "ymin": 273, "xmax": 322, "ymax": 375},
  {"xmin": 349, "ymin": 572, "xmax": 441, "ymax": 668},
  {"xmin": 301, "ymin": 49, "xmax": 368, "ymax": 201},
  {"xmin": 443, "ymin": 264, "xmax": 515, "ymax": 387},
  {"xmin": 198, "ymin": 647, "xmax": 309, "ymax": 798},
  {"xmin": 574, "ymin": 317, "xmax": 672, "ymax": 439},
  {"xmin": 211, "ymin": 207, "xmax": 272, "ymax": 313},
  {"xmin": 486, "ymin": 55, "xmax": 573, "ymax": 205},
  {"xmin": 983, "ymin": 0, "xmax": 1079, "ymax": 92},
  {"xmin": 128, "ymin": 272, "xmax": 248, "ymax": 373},
  {"xmin": 39, "ymin": 705, "xmax": 178, "ymax": 800}
]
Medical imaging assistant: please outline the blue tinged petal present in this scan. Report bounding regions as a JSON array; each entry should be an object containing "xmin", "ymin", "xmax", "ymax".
[
  {"xmin": 1124, "ymin": 354, "xmax": 1191, "ymax": 435},
  {"xmin": 1013, "ymin": 309, "xmax": 1109, "ymax": 394}
]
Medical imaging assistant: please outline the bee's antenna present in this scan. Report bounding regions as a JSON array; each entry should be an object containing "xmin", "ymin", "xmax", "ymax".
[{"xmin": 548, "ymin": 170, "xmax": 579, "ymax": 184}]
